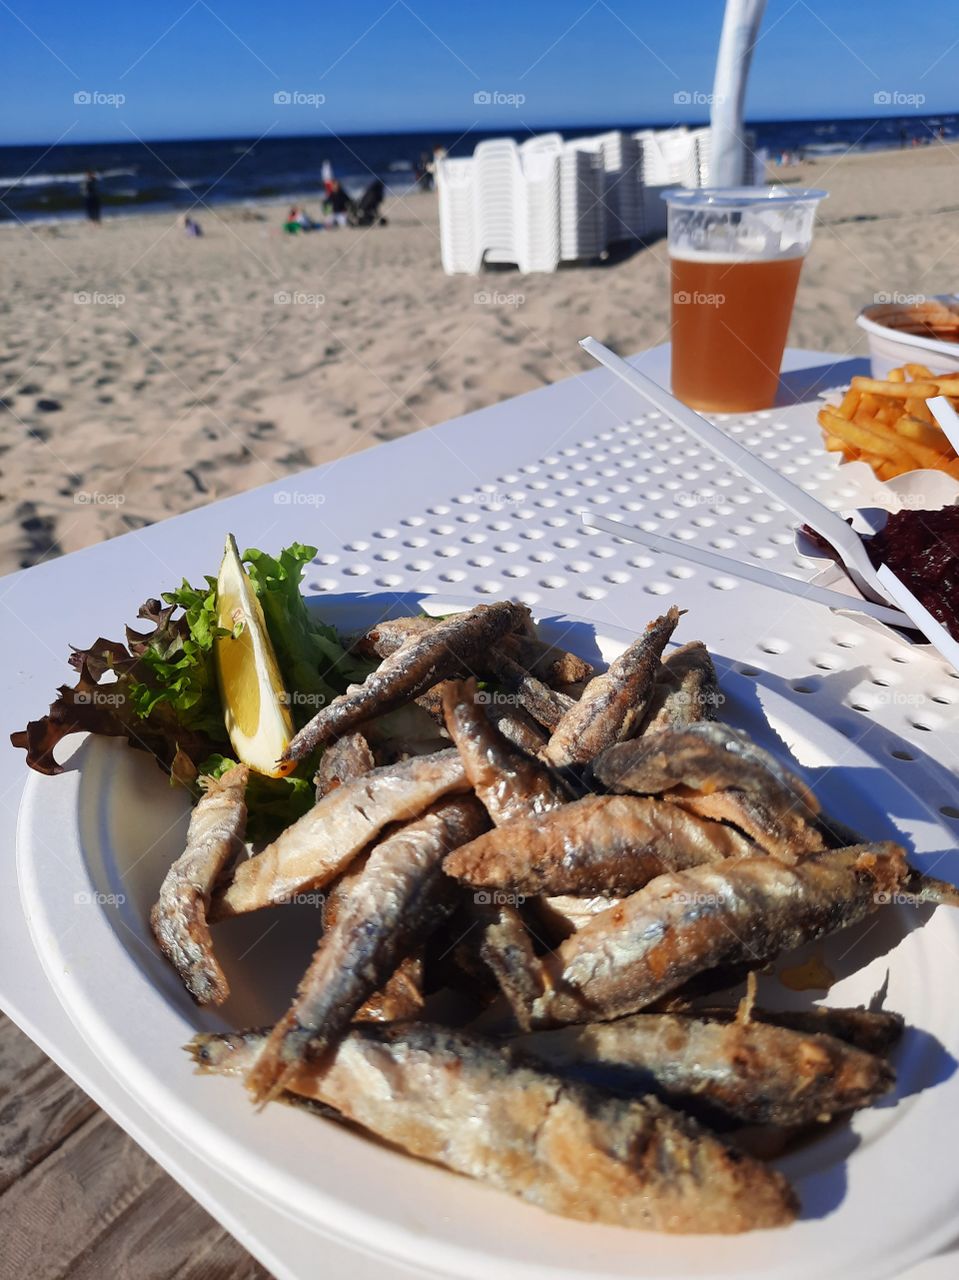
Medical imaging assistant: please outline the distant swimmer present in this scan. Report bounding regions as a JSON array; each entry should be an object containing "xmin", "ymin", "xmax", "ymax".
[{"xmin": 83, "ymin": 171, "xmax": 101, "ymax": 224}]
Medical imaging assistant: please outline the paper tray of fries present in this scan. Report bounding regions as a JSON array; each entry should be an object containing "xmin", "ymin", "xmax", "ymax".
[
  {"xmin": 818, "ymin": 363, "xmax": 959, "ymax": 482},
  {"xmin": 795, "ymin": 463, "xmax": 959, "ymax": 649},
  {"xmin": 857, "ymin": 296, "xmax": 959, "ymax": 379}
]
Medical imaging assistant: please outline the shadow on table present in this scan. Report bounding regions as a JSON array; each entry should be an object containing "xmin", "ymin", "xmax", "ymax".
[{"xmin": 776, "ymin": 356, "xmax": 871, "ymax": 407}]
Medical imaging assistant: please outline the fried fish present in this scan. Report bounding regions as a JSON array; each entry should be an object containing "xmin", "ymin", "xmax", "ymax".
[
  {"xmin": 527, "ymin": 843, "xmax": 909, "ymax": 1026},
  {"xmin": 545, "ymin": 607, "xmax": 683, "ymax": 766},
  {"xmin": 150, "ymin": 763, "xmax": 248, "ymax": 1005},
  {"xmin": 313, "ymin": 731, "xmax": 375, "ymax": 800},
  {"xmin": 592, "ymin": 722, "xmax": 823, "ymax": 859},
  {"xmin": 285, "ymin": 602, "xmax": 525, "ymax": 761},
  {"xmin": 512, "ymin": 1012, "xmax": 895, "ymax": 1126},
  {"xmin": 211, "ymin": 749, "xmax": 469, "ymax": 917},
  {"xmin": 444, "ymin": 794, "xmax": 757, "ymax": 897},
  {"xmin": 245, "ymin": 797, "xmax": 488, "ymax": 1103},
  {"xmin": 641, "ymin": 641, "xmax": 721, "ymax": 734},
  {"xmin": 442, "ymin": 678, "xmax": 567, "ymax": 825},
  {"xmin": 188, "ymin": 1022, "xmax": 798, "ymax": 1232}
]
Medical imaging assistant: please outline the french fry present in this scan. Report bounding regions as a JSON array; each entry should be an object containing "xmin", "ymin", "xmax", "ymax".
[
  {"xmin": 820, "ymin": 363, "xmax": 959, "ymax": 482},
  {"xmin": 850, "ymin": 377, "xmax": 941, "ymax": 399},
  {"xmin": 905, "ymin": 397, "xmax": 935, "ymax": 424},
  {"xmin": 838, "ymin": 387, "xmax": 860, "ymax": 417},
  {"xmin": 896, "ymin": 416, "xmax": 954, "ymax": 453},
  {"xmin": 907, "ymin": 437, "xmax": 958, "ymax": 469},
  {"xmin": 819, "ymin": 409, "xmax": 917, "ymax": 469},
  {"xmin": 858, "ymin": 413, "xmax": 950, "ymax": 470}
]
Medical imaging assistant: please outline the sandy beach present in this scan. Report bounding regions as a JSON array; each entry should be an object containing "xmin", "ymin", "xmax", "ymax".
[{"xmin": 2, "ymin": 144, "xmax": 957, "ymax": 575}]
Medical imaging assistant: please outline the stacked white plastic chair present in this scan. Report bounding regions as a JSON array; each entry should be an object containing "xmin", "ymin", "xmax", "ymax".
[
  {"xmin": 436, "ymin": 126, "xmax": 765, "ymax": 274},
  {"xmin": 518, "ymin": 135, "xmax": 562, "ymax": 273},
  {"xmin": 634, "ymin": 127, "xmax": 691, "ymax": 237},
  {"xmin": 575, "ymin": 131, "xmax": 645, "ymax": 245},
  {"xmin": 559, "ymin": 142, "xmax": 606, "ymax": 262},
  {"xmin": 473, "ymin": 139, "xmax": 524, "ymax": 268},
  {"xmin": 438, "ymin": 137, "xmax": 563, "ymax": 274},
  {"xmin": 437, "ymin": 156, "xmax": 479, "ymax": 274}
]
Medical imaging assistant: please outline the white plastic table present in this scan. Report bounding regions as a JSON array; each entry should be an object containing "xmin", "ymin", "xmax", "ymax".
[{"xmin": 3, "ymin": 345, "xmax": 958, "ymax": 1279}]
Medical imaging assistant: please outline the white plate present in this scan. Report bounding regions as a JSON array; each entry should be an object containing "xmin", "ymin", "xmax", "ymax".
[{"xmin": 17, "ymin": 594, "xmax": 959, "ymax": 1280}]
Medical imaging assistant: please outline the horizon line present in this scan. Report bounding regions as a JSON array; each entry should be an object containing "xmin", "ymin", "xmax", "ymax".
[{"xmin": 1, "ymin": 106, "xmax": 955, "ymax": 151}]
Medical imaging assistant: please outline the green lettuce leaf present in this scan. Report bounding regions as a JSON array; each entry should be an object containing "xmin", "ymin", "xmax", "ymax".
[{"xmin": 242, "ymin": 542, "xmax": 370, "ymax": 727}]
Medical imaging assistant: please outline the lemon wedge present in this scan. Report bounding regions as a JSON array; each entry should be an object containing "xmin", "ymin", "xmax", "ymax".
[{"xmin": 214, "ymin": 534, "xmax": 295, "ymax": 777}]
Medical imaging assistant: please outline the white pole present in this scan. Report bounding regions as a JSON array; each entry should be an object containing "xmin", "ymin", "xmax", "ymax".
[{"xmin": 709, "ymin": 0, "xmax": 767, "ymax": 186}]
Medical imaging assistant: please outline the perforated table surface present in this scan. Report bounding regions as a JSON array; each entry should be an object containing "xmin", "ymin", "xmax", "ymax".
[{"xmin": 2, "ymin": 344, "xmax": 957, "ymax": 1279}]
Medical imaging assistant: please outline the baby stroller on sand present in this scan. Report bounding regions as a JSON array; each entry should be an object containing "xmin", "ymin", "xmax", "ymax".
[{"xmin": 348, "ymin": 179, "xmax": 387, "ymax": 227}]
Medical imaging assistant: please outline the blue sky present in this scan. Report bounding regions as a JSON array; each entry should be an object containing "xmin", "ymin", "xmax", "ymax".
[{"xmin": 1, "ymin": 0, "xmax": 955, "ymax": 144}]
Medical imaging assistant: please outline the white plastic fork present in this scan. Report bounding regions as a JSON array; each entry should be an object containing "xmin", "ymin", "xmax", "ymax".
[
  {"xmin": 579, "ymin": 336, "xmax": 909, "ymax": 616},
  {"xmin": 580, "ymin": 512, "xmax": 912, "ymax": 628}
]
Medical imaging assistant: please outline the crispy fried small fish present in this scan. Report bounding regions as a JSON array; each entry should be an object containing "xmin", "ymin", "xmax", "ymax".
[
  {"xmin": 357, "ymin": 609, "xmax": 593, "ymax": 691},
  {"xmin": 511, "ymin": 1013, "xmax": 895, "ymax": 1127},
  {"xmin": 486, "ymin": 702, "xmax": 550, "ymax": 756},
  {"xmin": 442, "ymin": 678, "xmax": 567, "ymax": 825},
  {"xmin": 313, "ymin": 731, "xmax": 375, "ymax": 801},
  {"xmin": 245, "ymin": 797, "xmax": 489, "ymax": 1103},
  {"xmin": 528, "ymin": 843, "xmax": 909, "ymax": 1027},
  {"xmin": 500, "ymin": 631, "xmax": 594, "ymax": 688},
  {"xmin": 693, "ymin": 1004, "xmax": 905, "ymax": 1057},
  {"xmin": 482, "ymin": 648, "xmax": 574, "ymax": 731},
  {"xmin": 545, "ymin": 607, "xmax": 683, "ymax": 767},
  {"xmin": 593, "ymin": 722, "xmax": 823, "ymax": 860},
  {"xmin": 472, "ymin": 899, "xmax": 546, "ymax": 1031},
  {"xmin": 641, "ymin": 641, "xmax": 720, "ymax": 735},
  {"xmin": 904, "ymin": 867, "xmax": 959, "ymax": 908},
  {"xmin": 321, "ymin": 852, "xmax": 425, "ymax": 1025},
  {"xmin": 354, "ymin": 953, "xmax": 425, "ymax": 1023},
  {"xmin": 672, "ymin": 789, "xmax": 823, "ymax": 861},
  {"xmin": 445, "ymin": 794, "xmax": 756, "ymax": 897},
  {"xmin": 594, "ymin": 721, "xmax": 818, "ymax": 811},
  {"xmin": 188, "ymin": 1022, "xmax": 797, "ymax": 1232},
  {"xmin": 354, "ymin": 615, "xmax": 439, "ymax": 659},
  {"xmin": 285, "ymin": 602, "xmax": 524, "ymax": 761},
  {"xmin": 211, "ymin": 749, "xmax": 468, "ymax": 918},
  {"xmin": 150, "ymin": 764, "xmax": 248, "ymax": 1005}
]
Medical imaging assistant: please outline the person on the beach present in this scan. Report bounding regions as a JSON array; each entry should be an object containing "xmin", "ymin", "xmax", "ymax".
[
  {"xmin": 422, "ymin": 144, "xmax": 446, "ymax": 192},
  {"xmin": 324, "ymin": 180, "xmax": 350, "ymax": 227},
  {"xmin": 321, "ymin": 160, "xmax": 334, "ymax": 195},
  {"xmin": 181, "ymin": 214, "xmax": 202, "ymax": 237},
  {"xmin": 83, "ymin": 171, "xmax": 101, "ymax": 224}
]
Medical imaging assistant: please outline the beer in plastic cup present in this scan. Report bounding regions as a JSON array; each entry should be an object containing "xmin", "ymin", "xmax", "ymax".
[{"xmin": 664, "ymin": 187, "xmax": 826, "ymax": 413}]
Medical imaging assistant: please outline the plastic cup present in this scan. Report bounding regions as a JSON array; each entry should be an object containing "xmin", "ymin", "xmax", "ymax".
[{"xmin": 664, "ymin": 187, "xmax": 827, "ymax": 413}]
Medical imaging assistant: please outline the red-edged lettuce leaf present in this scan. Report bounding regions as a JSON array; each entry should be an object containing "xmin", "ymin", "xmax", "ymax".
[{"xmin": 12, "ymin": 593, "xmax": 229, "ymax": 778}]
